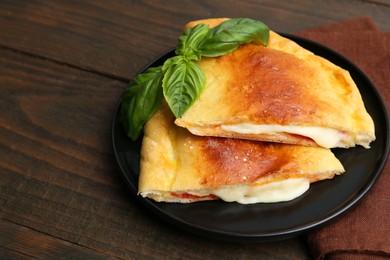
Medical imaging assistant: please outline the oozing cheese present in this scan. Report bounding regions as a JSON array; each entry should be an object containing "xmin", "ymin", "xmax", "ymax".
[
  {"xmin": 212, "ymin": 178, "xmax": 310, "ymax": 204},
  {"xmin": 221, "ymin": 123, "xmax": 345, "ymax": 148},
  {"xmin": 142, "ymin": 178, "xmax": 311, "ymax": 203}
]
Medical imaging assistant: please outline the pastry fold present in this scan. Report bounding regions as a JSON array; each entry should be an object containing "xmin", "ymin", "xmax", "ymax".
[
  {"xmin": 175, "ymin": 19, "xmax": 375, "ymax": 148},
  {"xmin": 138, "ymin": 103, "xmax": 345, "ymax": 204}
]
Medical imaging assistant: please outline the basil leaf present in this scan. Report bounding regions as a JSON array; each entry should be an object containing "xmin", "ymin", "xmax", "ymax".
[
  {"xmin": 199, "ymin": 18, "xmax": 269, "ymax": 57},
  {"xmin": 175, "ymin": 23, "xmax": 210, "ymax": 61},
  {"xmin": 161, "ymin": 55, "xmax": 184, "ymax": 72},
  {"xmin": 162, "ymin": 57, "xmax": 206, "ymax": 118},
  {"xmin": 120, "ymin": 66, "xmax": 164, "ymax": 140}
]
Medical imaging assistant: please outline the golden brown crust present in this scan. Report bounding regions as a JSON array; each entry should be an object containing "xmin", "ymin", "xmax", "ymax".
[
  {"xmin": 174, "ymin": 19, "xmax": 375, "ymax": 148},
  {"xmin": 139, "ymin": 103, "xmax": 345, "ymax": 200},
  {"xmin": 197, "ymin": 137, "xmax": 323, "ymax": 187}
]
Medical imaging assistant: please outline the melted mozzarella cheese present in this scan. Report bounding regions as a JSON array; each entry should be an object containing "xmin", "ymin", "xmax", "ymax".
[
  {"xmin": 212, "ymin": 178, "xmax": 310, "ymax": 204},
  {"xmin": 143, "ymin": 178, "xmax": 310, "ymax": 203},
  {"xmin": 221, "ymin": 123, "xmax": 344, "ymax": 148}
]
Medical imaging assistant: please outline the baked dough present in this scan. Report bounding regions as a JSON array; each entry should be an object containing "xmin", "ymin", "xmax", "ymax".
[
  {"xmin": 138, "ymin": 103, "xmax": 344, "ymax": 203},
  {"xmin": 175, "ymin": 19, "xmax": 375, "ymax": 148}
]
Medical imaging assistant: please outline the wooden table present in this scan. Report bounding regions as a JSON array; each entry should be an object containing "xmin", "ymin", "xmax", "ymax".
[{"xmin": 1, "ymin": 1, "xmax": 389, "ymax": 259}]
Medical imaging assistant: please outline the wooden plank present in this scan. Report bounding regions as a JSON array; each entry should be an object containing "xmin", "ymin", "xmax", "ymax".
[
  {"xmin": 0, "ymin": 47, "xmax": 126, "ymax": 191},
  {"xmin": 363, "ymin": 0, "xmax": 390, "ymax": 7},
  {"xmin": 0, "ymin": 220, "xmax": 110, "ymax": 259},
  {"xmin": 0, "ymin": 0, "xmax": 388, "ymax": 80},
  {"xmin": 0, "ymin": 48, "xmax": 311, "ymax": 259}
]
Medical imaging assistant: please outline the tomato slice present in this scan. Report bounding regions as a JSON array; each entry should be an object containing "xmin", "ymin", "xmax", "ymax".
[{"xmin": 171, "ymin": 192, "xmax": 217, "ymax": 200}]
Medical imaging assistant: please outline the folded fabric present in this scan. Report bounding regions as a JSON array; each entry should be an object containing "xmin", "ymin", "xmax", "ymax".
[{"xmin": 295, "ymin": 17, "xmax": 390, "ymax": 260}]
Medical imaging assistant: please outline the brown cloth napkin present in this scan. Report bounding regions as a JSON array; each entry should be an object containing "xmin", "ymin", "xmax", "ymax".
[{"xmin": 295, "ymin": 18, "xmax": 390, "ymax": 260}]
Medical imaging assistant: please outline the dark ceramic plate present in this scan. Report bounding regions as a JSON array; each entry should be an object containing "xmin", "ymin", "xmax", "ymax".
[{"xmin": 112, "ymin": 34, "xmax": 389, "ymax": 242}]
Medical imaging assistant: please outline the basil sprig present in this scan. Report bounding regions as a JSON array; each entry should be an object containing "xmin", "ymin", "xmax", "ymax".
[{"xmin": 121, "ymin": 18, "xmax": 269, "ymax": 140}]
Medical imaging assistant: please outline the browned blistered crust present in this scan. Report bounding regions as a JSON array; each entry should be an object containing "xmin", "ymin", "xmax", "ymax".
[
  {"xmin": 138, "ymin": 103, "xmax": 344, "ymax": 202},
  {"xmin": 174, "ymin": 19, "xmax": 375, "ymax": 148}
]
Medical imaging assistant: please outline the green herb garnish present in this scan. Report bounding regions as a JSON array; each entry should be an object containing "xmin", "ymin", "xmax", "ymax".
[
  {"xmin": 121, "ymin": 18, "xmax": 270, "ymax": 140},
  {"xmin": 198, "ymin": 18, "xmax": 269, "ymax": 57},
  {"xmin": 120, "ymin": 66, "xmax": 164, "ymax": 140},
  {"xmin": 162, "ymin": 56, "xmax": 206, "ymax": 119}
]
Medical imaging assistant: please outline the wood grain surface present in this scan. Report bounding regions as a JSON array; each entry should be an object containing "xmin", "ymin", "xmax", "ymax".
[{"xmin": 1, "ymin": 0, "xmax": 389, "ymax": 259}]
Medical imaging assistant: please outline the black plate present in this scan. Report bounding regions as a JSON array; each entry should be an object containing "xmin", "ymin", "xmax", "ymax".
[{"xmin": 112, "ymin": 34, "xmax": 389, "ymax": 242}]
